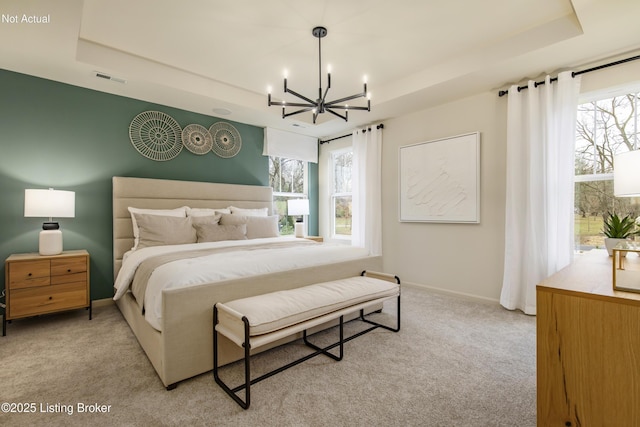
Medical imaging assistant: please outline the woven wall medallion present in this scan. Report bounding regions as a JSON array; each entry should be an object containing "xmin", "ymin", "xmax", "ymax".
[
  {"xmin": 209, "ymin": 122, "xmax": 242, "ymax": 158},
  {"xmin": 129, "ymin": 111, "xmax": 183, "ymax": 161},
  {"xmin": 182, "ymin": 124, "xmax": 213, "ymax": 155}
]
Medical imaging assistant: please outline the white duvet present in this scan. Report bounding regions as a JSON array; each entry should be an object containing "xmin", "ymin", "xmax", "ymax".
[{"xmin": 113, "ymin": 237, "xmax": 370, "ymax": 331}]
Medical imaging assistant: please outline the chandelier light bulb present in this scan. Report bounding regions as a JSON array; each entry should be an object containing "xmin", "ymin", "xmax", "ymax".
[
  {"xmin": 367, "ymin": 92, "xmax": 371, "ymax": 100},
  {"xmin": 267, "ymin": 85, "xmax": 272, "ymax": 94},
  {"xmin": 327, "ymin": 64, "xmax": 332, "ymax": 74},
  {"xmin": 363, "ymin": 75, "xmax": 368, "ymax": 84},
  {"xmin": 283, "ymin": 69, "xmax": 288, "ymax": 79}
]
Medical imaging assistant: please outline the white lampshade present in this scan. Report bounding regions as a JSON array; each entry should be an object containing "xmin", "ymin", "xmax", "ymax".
[
  {"xmin": 25, "ymin": 188, "xmax": 75, "ymax": 219},
  {"xmin": 614, "ymin": 150, "xmax": 640, "ymax": 197},
  {"xmin": 287, "ymin": 199, "xmax": 310, "ymax": 216},
  {"xmin": 288, "ymin": 199, "xmax": 309, "ymax": 238},
  {"xmin": 24, "ymin": 188, "xmax": 75, "ymax": 256}
]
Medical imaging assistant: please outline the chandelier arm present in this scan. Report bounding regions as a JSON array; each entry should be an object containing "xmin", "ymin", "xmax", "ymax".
[
  {"xmin": 325, "ymin": 92, "xmax": 367, "ymax": 106},
  {"xmin": 329, "ymin": 104, "xmax": 369, "ymax": 111},
  {"xmin": 284, "ymin": 87, "xmax": 317, "ymax": 105},
  {"xmin": 283, "ymin": 107, "xmax": 316, "ymax": 118},
  {"xmin": 321, "ymin": 81, "xmax": 331, "ymax": 106},
  {"xmin": 325, "ymin": 108, "xmax": 348, "ymax": 122},
  {"xmin": 281, "ymin": 101, "xmax": 316, "ymax": 108}
]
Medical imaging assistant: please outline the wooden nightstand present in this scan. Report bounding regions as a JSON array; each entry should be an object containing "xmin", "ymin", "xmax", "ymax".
[
  {"xmin": 3, "ymin": 250, "xmax": 91, "ymax": 336},
  {"xmin": 302, "ymin": 236, "xmax": 323, "ymax": 242}
]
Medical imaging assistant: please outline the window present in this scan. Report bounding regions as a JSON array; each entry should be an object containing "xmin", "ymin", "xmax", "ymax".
[
  {"xmin": 269, "ymin": 156, "xmax": 307, "ymax": 235},
  {"xmin": 331, "ymin": 149, "xmax": 353, "ymax": 239},
  {"xmin": 574, "ymin": 91, "xmax": 639, "ymax": 250}
]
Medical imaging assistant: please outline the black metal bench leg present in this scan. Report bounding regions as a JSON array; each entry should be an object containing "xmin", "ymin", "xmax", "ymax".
[
  {"xmin": 303, "ymin": 315, "xmax": 344, "ymax": 361},
  {"xmin": 213, "ymin": 305, "xmax": 251, "ymax": 409},
  {"xmin": 359, "ymin": 293, "xmax": 401, "ymax": 333}
]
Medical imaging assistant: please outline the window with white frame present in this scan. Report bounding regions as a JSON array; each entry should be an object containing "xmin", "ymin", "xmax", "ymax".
[
  {"xmin": 269, "ymin": 156, "xmax": 307, "ymax": 235},
  {"xmin": 574, "ymin": 90, "xmax": 639, "ymax": 250},
  {"xmin": 330, "ymin": 148, "xmax": 353, "ymax": 239}
]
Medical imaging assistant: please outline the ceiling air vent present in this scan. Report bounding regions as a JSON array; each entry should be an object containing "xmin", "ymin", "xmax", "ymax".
[{"xmin": 94, "ymin": 71, "xmax": 126, "ymax": 84}]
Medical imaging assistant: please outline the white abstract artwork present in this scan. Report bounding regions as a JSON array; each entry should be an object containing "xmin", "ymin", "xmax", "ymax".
[{"xmin": 399, "ymin": 132, "xmax": 480, "ymax": 223}]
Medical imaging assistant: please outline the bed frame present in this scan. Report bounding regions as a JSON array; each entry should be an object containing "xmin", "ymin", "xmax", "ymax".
[{"xmin": 112, "ymin": 176, "xmax": 382, "ymax": 389}]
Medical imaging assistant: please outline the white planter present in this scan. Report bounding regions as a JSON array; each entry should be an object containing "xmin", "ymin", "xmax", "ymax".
[{"xmin": 604, "ymin": 237, "xmax": 627, "ymax": 256}]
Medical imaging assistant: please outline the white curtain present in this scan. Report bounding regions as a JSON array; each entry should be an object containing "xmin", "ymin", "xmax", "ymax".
[
  {"xmin": 500, "ymin": 72, "xmax": 581, "ymax": 315},
  {"xmin": 352, "ymin": 126, "xmax": 382, "ymax": 255}
]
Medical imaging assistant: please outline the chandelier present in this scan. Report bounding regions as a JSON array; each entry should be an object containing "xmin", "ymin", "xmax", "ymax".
[{"xmin": 267, "ymin": 26, "xmax": 370, "ymax": 123}]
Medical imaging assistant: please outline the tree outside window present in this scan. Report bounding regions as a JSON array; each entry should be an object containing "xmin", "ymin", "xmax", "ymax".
[
  {"xmin": 331, "ymin": 149, "xmax": 352, "ymax": 238},
  {"xmin": 575, "ymin": 92, "xmax": 639, "ymax": 250},
  {"xmin": 269, "ymin": 156, "xmax": 306, "ymax": 235}
]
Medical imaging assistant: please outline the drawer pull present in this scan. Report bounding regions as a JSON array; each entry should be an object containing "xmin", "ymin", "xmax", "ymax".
[
  {"xmin": 49, "ymin": 296, "xmax": 53, "ymax": 300},
  {"xmin": 67, "ymin": 269, "xmax": 71, "ymax": 272},
  {"xmin": 28, "ymin": 273, "xmax": 32, "ymax": 276}
]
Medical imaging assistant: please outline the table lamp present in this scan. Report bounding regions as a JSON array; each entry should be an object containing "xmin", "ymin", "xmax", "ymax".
[
  {"xmin": 614, "ymin": 150, "xmax": 640, "ymax": 197},
  {"xmin": 287, "ymin": 199, "xmax": 309, "ymax": 238},
  {"xmin": 24, "ymin": 188, "xmax": 75, "ymax": 255}
]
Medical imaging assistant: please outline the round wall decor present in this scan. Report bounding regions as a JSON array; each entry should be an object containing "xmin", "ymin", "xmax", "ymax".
[
  {"xmin": 209, "ymin": 122, "xmax": 242, "ymax": 158},
  {"xmin": 182, "ymin": 124, "xmax": 213, "ymax": 155},
  {"xmin": 129, "ymin": 111, "xmax": 183, "ymax": 161}
]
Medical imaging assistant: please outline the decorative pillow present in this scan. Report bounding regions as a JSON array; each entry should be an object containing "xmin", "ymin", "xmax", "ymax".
[
  {"xmin": 229, "ymin": 206, "xmax": 269, "ymax": 217},
  {"xmin": 194, "ymin": 223, "xmax": 247, "ymax": 243},
  {"xmin": 190, "ymin": 213, "xmax": 222, "ymax": 227},
  {"xmin": 186, "ymin": 207, "xmax": 231, "ymax": 217},
  {"xmin": 133, "ymin": 214, "xmax": 197, "ymax": 249},
  {"xmin": 128, "ymin": 206, "xmax": 187, "ymax": 250},
  {"xmin": 220, "ymin": 213, "xmax": 280, "ymax": 239}
]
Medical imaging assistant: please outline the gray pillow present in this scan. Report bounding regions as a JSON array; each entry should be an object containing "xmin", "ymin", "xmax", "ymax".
[
  {"xmin": 194, "ymin": 223, "xmax": 247, "ymax": 242},
  {"xmin": 219, "ymin": 214, "xmax": 280, "ymax": 239},
  {"xmin": 134, "ymin": 214, "xmax": 197, "ymax": 249}
]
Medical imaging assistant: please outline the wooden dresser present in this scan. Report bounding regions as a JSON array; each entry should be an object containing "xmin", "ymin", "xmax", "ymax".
[
  {"xmin": 537, "ymin": 249, "xmax": 640, "ymax": 426},
  {"xmin": 3, "ymin": 249, "xmax": 91, "ymax": 336}
]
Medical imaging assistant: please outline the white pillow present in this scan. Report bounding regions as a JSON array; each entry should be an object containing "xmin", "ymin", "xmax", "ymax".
[
  {"xmin": 220, "ymin": 214, "xmax": 280, "ymax": 239},
  {"xmin": 186, "ymin": 207, "xmax": 231, "ymax": 217},
  {"xmin": 134, "ymin": 214, "xmax": 197, "ymax": 249},
  {"xmin": 229, "ymin": 206, "xmax": 269, "ymax": 217},
  {"xmin": 128, "ymin": 206, "xmax": 187, "ymax": 250}
]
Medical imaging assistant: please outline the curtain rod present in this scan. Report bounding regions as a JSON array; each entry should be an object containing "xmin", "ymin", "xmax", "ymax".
[
  {"xmin": 498, "ymin": 54, "xmax": 640, "ymax": 97},
  {"xmin": 319, "ymin": 123, "xmax": 384, "ymax": 145}
]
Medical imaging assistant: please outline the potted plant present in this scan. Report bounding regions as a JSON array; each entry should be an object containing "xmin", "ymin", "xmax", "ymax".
[{"xmin": 603, "ymin": 213, "xmax": 638, "ymax": 256}]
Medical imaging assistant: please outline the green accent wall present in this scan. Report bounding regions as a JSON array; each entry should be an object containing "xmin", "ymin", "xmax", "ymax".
[{"xmin": 0, "ymin": 69, "xmax": 319, "ymax": 300}]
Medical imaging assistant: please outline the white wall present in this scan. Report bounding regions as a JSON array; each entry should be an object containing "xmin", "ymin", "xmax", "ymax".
[
  {"xmin": 381, "ymin": 92, "xmax": 507, "ymax": 301},
  {"xmin": 319, "ymin": 55, "xmax": 640, "ymax": 302}
]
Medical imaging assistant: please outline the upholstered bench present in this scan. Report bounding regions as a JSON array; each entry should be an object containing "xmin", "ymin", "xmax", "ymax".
[{"xmin": 213, "ymin": 270, "xmax": 401, "ymax": 409}]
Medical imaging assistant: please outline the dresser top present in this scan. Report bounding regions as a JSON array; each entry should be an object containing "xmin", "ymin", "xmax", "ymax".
[{"xmin": 537, "ymin": 249, "xmax": 640, "ymax": 304}]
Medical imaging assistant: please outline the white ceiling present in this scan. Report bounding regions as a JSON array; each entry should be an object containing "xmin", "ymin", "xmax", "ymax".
[{"xmin": 2, "ymin": 0, "xmax": 640, "ymax": 138}]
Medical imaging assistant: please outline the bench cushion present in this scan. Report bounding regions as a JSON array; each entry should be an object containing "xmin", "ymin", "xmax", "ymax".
[{"xmin": 221, "ymin": 276, "xmax": 399, "ymax": 336}]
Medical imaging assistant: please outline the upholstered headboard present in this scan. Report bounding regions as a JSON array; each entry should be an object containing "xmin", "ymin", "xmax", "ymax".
[{"xmin": 112, "ymin": 176, "xmax": 273, "ymax": 278}]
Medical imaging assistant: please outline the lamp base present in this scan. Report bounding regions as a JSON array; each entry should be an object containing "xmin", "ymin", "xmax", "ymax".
[
  {"xmin": 39, "ymin": 229, "xmax": 63, "ymax": 255},
  {"xmin": 294, "ymin": 222, "xmax": 305, "ymax": 238}
]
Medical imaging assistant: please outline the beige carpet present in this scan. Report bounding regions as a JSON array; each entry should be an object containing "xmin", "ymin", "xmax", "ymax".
[{"xmin": 0, "ymin": 286, "xmax": 536, "ymax": 427}]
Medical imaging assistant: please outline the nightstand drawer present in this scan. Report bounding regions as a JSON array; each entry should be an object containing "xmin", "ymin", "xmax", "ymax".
[
  {"xmin": 8, "ymin": 260, "xmax": 50, "ymax": 289},
  {"xmin": 51, "ymin": 271, "xmax": 87, "ymax": 286},
  {"xmin": 51, "ymin": 256, "xmax": 87, "ymax": 276},
  {"xmin": 8, "ymin": 282, "xmax": 88, "ymax": 319}
]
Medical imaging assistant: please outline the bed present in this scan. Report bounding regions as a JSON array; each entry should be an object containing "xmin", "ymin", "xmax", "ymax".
[{"xmin": 112, "ymin": 176, "xmax": 383, "ymax": 389}]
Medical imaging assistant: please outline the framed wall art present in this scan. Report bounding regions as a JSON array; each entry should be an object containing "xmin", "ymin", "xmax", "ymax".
[{"xmin": 399, "ymin": 132, "xmax": 480, "ymax": 223}]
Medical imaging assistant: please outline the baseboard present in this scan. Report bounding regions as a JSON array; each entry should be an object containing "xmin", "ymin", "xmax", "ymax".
[
  {"xmin": 92, "ymin": 297, "xmax": 116, "ymax": 308},
  {"xmin": 401, "ymin": 281, "xmax": 499, "ymax": 305}
]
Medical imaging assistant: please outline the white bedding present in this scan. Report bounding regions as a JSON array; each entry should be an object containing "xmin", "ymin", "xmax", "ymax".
[{"xmin": 113, "ymin": 237, "xmax": 370, "ymax": 331}]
